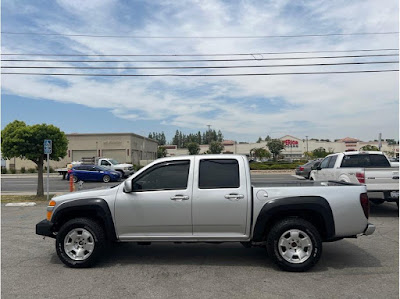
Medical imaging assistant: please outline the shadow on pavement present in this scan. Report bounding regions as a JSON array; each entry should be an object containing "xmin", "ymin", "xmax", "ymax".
[{"xmin": 370, "ymin": 202, "xmax": 399, "ymax": 218}]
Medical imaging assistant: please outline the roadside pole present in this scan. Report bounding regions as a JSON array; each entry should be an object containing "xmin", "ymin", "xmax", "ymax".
[{"xmin": 44, "ymin": 140, "xmax": 52, "ymax": 201}]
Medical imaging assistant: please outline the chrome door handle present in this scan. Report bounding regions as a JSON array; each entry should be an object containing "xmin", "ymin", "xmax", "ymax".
[
  {"xmin": 170, "ymin": 195, "xmax": 189, "ymax": 201},
  {"xmin": 224, "ymin": 193, "xmax": 244, "ymax": 200}
]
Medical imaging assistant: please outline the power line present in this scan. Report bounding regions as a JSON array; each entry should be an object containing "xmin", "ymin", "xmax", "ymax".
[
  {"xmin": 2, "ymin": 61, "xmax": 398, "ymax": 70},
  {"xmin": 2, "ymin": 53, "xmax": 398, "ymax": 63},
  {"xmin": 2, "ymin": 69, "xmax": 398, "ymax": 77},
  {"xmin": 1, "ymin": 48, "xmax": 398, "ymax": 57},
  {"xmin": 2, "ymin": 31, "xmax": 398, "ymax": 39}
]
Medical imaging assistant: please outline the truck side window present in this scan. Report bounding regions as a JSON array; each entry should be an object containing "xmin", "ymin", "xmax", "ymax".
[
  {"xmin": 328, "ymin": 155, "xmax": 337, "ymax": 168},
  {"xmin": 199, "ymin": 159, "xmax": 239, "ymax": 189},
  {"xmin": 101, "ymin": 160, "xmax": 110, "ymax": 166},
  {"xmin": 132, "ymin": 160, "xmax": 190, "ymax": 191},
  {"xmin": 320, "ymin": 157, "xmax": 330, "ymax": 169}
]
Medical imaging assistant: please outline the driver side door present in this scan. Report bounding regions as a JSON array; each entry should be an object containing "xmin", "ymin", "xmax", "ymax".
[{"xmin": 115, "ymin": 158, "xmax": 194, "ymax": 240}]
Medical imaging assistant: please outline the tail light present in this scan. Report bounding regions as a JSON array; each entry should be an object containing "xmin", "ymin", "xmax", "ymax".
[
  {"xmin": 360, "ymin": 193, "xmax": 369, "ymax": 219},
  {"xmin": 356, "ymin": 172, "xmax": 365, "ymax": 184},
  {"xmin": 299, "ymin": 167, "xmax": 304, "ymax": 171}
]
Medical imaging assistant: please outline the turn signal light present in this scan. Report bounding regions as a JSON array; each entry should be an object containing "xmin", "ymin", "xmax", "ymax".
[
  {"xmin": 49, "ymin": 200, "xmax": 56, "ymax": 206},
  {"xmin": 46, "ymin": 200, "xmax": 56, "ymax": 220},
  {"xmin": 356, "ymin": 172, "xmax": 365, "ymax": 184},
  {"xmin": 360, "ymin": 193, "xmax": 369, "ymax": 219},
  {"xmin": 46, "ymin": 211, "xmax": 53, "ymax": 221}
]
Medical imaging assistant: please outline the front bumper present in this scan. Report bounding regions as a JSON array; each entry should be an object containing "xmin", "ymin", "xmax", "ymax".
[
  {"xmin": 363, "ymin": 223, "xmax": 376, "ymax": 236},
  {"xmin": 123, "ymin": 169, "xmax": 135, "ymax": 176},
  {"xmin": 36, "ymin": 219, "xmax": 55, "ymax": 238}
]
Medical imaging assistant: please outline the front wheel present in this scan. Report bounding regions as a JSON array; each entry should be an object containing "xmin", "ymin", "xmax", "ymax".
[
  {"xmin": 266, "ymin": 218, "xmax": 322, "ymax": 272},
  {"xmin": 102, "ymin": 175, "xmax": 111, "ymax": 183},
  {"xmin": 55, "ymin": 218, "xmax": 105, "ymax": 268}
]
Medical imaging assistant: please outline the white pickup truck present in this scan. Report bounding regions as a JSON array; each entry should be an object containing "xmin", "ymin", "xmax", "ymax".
[
  {"xmin": 56, "ymin": 157, "xmax": 135, "ymax": 179},
  {"xmin": 37, "ymin": 155, "xmax": 375, "ymax": 272},
  {"xmin": 309, "ymin": 151, "xmax": 399, "ymax": 205}
]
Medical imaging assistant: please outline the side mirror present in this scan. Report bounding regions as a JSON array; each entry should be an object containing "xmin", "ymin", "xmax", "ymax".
[
  {"xmin": 316, "ymin": 166, "xmax": 322, "ymax": 170},
  {"xmin": 311, "ymin": 163, "xmax": 321, "ymax": 170},
  {"xmin": 123, "ymin": 180, "xmax": 132, "ymax": 193}
]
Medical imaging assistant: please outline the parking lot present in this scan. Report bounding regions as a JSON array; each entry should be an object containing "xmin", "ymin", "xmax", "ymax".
[{"xmin": 1, "ymin": 173, "xmax": 398, "ymax": 299}]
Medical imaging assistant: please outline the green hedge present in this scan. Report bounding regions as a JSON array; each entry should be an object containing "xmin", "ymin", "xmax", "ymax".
[{"xmin": 250, "ymin": 162, "xmax": 302, "ymax": 170}]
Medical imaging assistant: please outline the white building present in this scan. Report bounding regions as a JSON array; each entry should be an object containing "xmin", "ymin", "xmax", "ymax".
[{"xmin": 165, "ymin": 135, "xmax": 399, "ymax": 159}]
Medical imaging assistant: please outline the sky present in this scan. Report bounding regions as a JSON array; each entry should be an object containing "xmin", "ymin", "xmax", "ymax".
[{"xmin": 1, "ymin": 0, "xmax": 399, "ymax": 143}]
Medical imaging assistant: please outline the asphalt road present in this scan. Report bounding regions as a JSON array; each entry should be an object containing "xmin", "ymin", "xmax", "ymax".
[
  {"xmin": 1, "ymin": 202, "xmax": 398, "ymax": 298},
  {"xmin": 1, "ymin": 173, "xmax": 300, "ymax": 193}
]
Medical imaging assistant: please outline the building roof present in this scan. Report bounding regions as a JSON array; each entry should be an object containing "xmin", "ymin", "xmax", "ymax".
[
  {"xmin": 222, "ymin": 140, "xmax": 235, "ymax": 145},
  {"xmin": 67, "ymin": 132, "xmax": 157, "ymax": 143},
  {"xmin": 338, "ymin": 137, "xmax": 360, "ymax": 143}
]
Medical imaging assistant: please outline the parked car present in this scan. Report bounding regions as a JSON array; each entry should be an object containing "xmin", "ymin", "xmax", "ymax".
[
  {"xmin": 37, "ymin": 155, "xmax": 374, "ymax": 272},
  {"xmin": 309, "ymin": 151, "xmax": 399, "ymax": 205},
  {"xmin": 295, "ymin": 159, "xmax": 322, "ymax": 179},
  {"xmin": 67, "ymin": 165, "xmax": 121, "ymax": 183}
]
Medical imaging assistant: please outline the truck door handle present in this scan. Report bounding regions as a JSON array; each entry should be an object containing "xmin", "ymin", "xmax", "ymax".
[
  {"xmin": 170, "ymin": 195, "xmax": 189, "ymax": 201},
  {"xmin": 224, "ymin": 193, "xmax": 244, "ymax": 200}
]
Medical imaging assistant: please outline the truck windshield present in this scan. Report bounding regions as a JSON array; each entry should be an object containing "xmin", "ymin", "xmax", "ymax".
[{"xmin": 109, "ymin": 159, "xmax": 119, "ymax": 165}]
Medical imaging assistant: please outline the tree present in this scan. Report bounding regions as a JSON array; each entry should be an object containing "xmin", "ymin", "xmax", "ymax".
[
  {"xmin": 157, "ymin": 146, "xmax": 167, "ymax": 158},
  {"xmin": 267, "ymin": 139, "xmax": 285, "ymax": 161},
  {"xmin": 265, "ymin": 135, "xmax": 271, "ymax": 141},
  {"xmin": 360, "ymin": 145, "xmax": 379, "ymax": 151},
  {"xmin": 312, "ymin": 147, "xmax": 330, "ymax": 158},
  {"xmin": 1, "ymin": 120, "xmax": 68, "ymax": 196},
  {"xmin": 256, "ymin": 137, "xmax": 262, "ymax": 143},
  {"xmin": 251, "ymin": 148, "xmax": 271, "ymax": 161},
  {"xmin": 386, "ymin": 139, "xmax": 397, "ymax": 146},
  {"xmin": 187, "ymin": 142, "xmax": 200, "ymax": 155},
  {"xmin": 208, "ymin": 141, "xmax": 224, "ymax": 154}
]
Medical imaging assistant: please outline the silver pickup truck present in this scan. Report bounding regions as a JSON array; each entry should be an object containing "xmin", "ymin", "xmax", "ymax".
[{"xmin": 36, "ymin": 155, "xmax": 375, "ymax": 272}]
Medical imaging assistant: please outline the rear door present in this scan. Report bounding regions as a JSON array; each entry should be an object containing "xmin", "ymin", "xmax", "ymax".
[{"xmin": 192, "ymin": 156, "xmax": 249, "ymax": 238}]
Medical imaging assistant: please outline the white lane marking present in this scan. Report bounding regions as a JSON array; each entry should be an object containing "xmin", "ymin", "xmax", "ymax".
[{"xmin": 5, "ymin": 202, "xmax": 37, "ymax": 207}]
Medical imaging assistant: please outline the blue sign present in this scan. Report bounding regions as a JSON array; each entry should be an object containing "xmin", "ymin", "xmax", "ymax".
[{"xmin": 44, "ymin": 139, "xmax": 52, "ymax": 154}]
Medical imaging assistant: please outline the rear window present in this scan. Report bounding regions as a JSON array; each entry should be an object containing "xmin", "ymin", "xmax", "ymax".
[
  {"xmin": 341, "ymin": 154, "xmax": 390, "ymax": 168},
  {"xmin": 199, "ymin": 159, "xmax": 239, "ymax": 189}
]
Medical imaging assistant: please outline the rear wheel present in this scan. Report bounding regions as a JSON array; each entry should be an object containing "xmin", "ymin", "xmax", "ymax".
[
  {"xmin": 102, "ymin": 175, "xmax": 111, "ymax": 183},
  {"xmin": 72, "ymin": 175, "xmax": 79, "ymax": 183},
  {"xmin": 55, "ymin": 218, "xmax": 105, "ymax": 268},
  {"xmin": 266, "ymin": 218, "xmax": 322, "ymax": 272}
]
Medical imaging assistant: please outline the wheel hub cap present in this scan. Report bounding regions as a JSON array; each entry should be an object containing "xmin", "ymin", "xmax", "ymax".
[
  {"xmin": 64, "ymin": 228, "xmax": 95, "ymax": 261},
  {"xmin": 278, "ymin": 229, "xmax": 313, "ymax": 264}
]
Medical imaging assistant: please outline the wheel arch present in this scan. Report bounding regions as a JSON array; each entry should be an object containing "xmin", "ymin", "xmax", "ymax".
[
  {"xmin": 52, "ymin": 198, "xmax": 117, "ymax": 242},
  {"xmin": 252, "ymin": 196, "xmax": 335, "ymax": 242}
]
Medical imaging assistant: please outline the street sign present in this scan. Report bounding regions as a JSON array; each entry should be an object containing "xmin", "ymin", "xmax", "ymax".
[{"xmin": 44, "ymin": 139, "xmax": 52, "ymax": 154}]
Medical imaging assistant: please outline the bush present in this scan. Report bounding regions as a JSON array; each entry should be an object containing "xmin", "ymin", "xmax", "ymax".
[
  {"xmin": 27, "ymin": 168, "xmax": 36, "ymax": 173},
  {"xmin": 20, "ymin": 167, "xmax": 26, "ymax": 173},
  {"xmin": 250, "ymin": 162, "xmax": 302, "ymax": 170},
  {"xmin": 49, "ymin": 167, "xmax": 55, "ymax": 173},
  {"xmin": 1, "ymin": 168, "xmax": 8, "ymax": 174},
  {"xmin": 10, "ymin": 168, "xmax": 17, "ymax": 174}
]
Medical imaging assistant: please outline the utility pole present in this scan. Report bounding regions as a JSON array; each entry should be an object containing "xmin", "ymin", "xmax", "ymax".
[
  {"xmin": 306, "ymin": 136, "xmax": 309, "ymax": 153},
  {"xmin": 378, "ymin": 133, "xmax": 382, "ymax": 150}
]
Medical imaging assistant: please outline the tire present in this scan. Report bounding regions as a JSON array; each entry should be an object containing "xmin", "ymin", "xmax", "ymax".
[
  {"xmin": 72, "ymin": 175, "xmax": 79, "ymax": 183},
  {"xmin": 266, "ymin": 218, "xmax": 322, "ymax": 272},
  {"xmin": 370, "ymin": 199, "xmax": 384, "ymax": 205},
  {"xmin": 102, "ymin": 175, "xmax": 111, "ymax": 183},
  {"xmin": 56, "ymin": 218, "xmax": 105, "ymax": 268}
]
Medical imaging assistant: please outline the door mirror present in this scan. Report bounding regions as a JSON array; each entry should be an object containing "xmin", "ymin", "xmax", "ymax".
[
  {"xmin": 316, "ymin": 166, "xmax": 322, "ymax": 170},
  {"xmin": 311, "ymin": 162, "xmax": 321, "ymax": 170},
  {"xmin": 123, "ymin": 180, "xmax": 132, "ymax": 193}
]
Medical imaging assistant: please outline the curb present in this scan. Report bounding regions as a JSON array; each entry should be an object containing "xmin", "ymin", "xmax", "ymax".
[
  {"xmin": 5, "ymin": 202, "xmax": 37, "ymax": 207},
  {"xmin": 1, "ymin": 173, "xmax": 61, "ymax": 179}
]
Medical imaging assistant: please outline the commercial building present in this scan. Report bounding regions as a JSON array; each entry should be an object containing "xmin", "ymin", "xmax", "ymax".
[
  {"xmin": 165, "ymin": 135, "xmax": 399, "ymax": 159},
  {"xmin": 5, "ymin": 133, "xmax": 158, "ymax": 170}
]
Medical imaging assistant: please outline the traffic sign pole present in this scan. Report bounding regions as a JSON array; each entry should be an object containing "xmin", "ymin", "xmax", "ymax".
[
  {"xmin": 47, "ymin": 153, "xmax": 50, "ymax": 201},
  {"xmin": 44, "ymin": 140, "xmax": 52, "ymax": 202}
]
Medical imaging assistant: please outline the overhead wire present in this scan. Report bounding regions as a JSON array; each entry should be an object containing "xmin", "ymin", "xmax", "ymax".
[
  {"xmin": 2, "ymin": 31, "xmax": 399, "ymax": 39},
  {"xmin": 2, "ymin": 60, "xmax": 398, "ymax": 70},
  {"xmin": 2, "ymin": 69, "xmax": 398, "ymax": 77},
  {"xmin": 2, "ymin": 53, "xmax": 398, "ymax": 63}
]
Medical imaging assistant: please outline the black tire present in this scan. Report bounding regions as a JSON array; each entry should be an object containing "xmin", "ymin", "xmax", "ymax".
[
  {"xmin": 102, "ymin": 175, "xmax": 111, "ymax": 183},
  {"xmin": 72, "ymin": 175, "xmax": 79, "ymax": 183},
  {"xmin": 56, "ymin": 218, "xmax": 105, "ymax": 268},
  {"xmin": 266, "ymin": 218, "xmax": 322, "ymax": 272},
  {"xmin": 370, "ymin": 199, "xmax": 384, "ymax": 205}
]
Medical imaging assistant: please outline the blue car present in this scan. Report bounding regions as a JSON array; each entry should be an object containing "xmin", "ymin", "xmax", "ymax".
[{"xmin": 67, "ymin": 165, "xmax": 121, "ymax": 183}]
